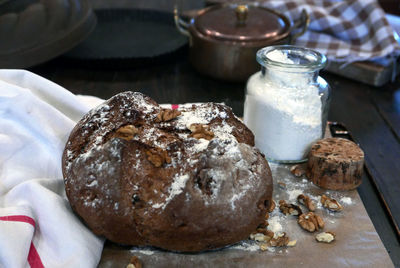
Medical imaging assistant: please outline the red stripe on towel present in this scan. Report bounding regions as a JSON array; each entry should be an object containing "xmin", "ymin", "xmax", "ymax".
[
  {"xmin": 0, "ymin": 215, "xmax": 44, "ymax": 268},
  {"xmin": 0, "ymin": 215, "xmax": 36, "ymax": 227},
  {"xmin": 171, "ymin": 104, "xmax": 179, "ymax": 110},
  {"xmin": 27, "ymin": 242, "xmax": 45, "ymax": 268}
]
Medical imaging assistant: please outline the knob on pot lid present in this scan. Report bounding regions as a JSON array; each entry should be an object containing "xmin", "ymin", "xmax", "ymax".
[{"xmin": 194, "ymin": 3, "xmax": 291, "ymax": 42}]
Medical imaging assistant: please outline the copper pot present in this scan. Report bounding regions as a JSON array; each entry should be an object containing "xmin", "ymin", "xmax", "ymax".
[{"xmin": 175, "ymin": 3, "xmax": 309, "ymax": 82}]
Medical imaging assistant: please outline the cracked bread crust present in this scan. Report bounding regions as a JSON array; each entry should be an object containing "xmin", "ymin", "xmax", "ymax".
[{"xmin": 62, "ymin": 91, "xmax": 273, "ymax": 252}]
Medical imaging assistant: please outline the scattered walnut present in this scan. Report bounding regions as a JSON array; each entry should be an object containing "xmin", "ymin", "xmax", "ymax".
[
  {"xmin": 268, "ymin": 200, "xmax": 276, "ymax": 213},
  {"xmin": 277, "ymin": 181, "xmax": 287, "ymax": 190},
  {"xmin": 145, "ymin": 148, "xmax": 171, "ymax": 167},
  {"xmin": 256, "ymin": 228, "xmax": 274, "ymax": 241},
  {"xmin": 250, "ymin": 232, "xmax": 269, "ymax": 242},
  {"xmin": 297, "ymin": 194, "xmax": 316, "ymax": 211},
  {"xmin": 115, "ymin": 125, "xmax": 139, "ymax": 140},
  {"xmin": 155, "ymin": 108, "xmax": 181, "ymax": 122},
  {"xmin": 279, "ymin": 200, "xmax": 303, "ymax": 216},
  {"xmin": 269, "ymin": 232, "xmax": 290, "ymax": 247},
  {"xmin": 265, "ymin": 212, "xmax": 269, "ymax": 221},
  {"xmin": 287, "ymin": 240, "xmax": 297, "ymax": 247},
  {"xmin": 126, "ymin": 256, "xmax": 142, "ymax": 268},
  {"xmin": 260, "ymin": 243, "xmax": 270, "ymax": 251},
  {"xmin": 298, "ymin": 212, "xmax": 324, "ymax": 232},
  {"xmin": 315, "ymin": 232, "xmax": 336, "ymax": 243},
  {"xmin": 290, "ymin": 164, "xmax": 306, "ymax": 177},
  {"xmin": 188, "ymin": 123, "xmax": 214, "ymax": 140},
  {"xmin": 321, "ymin": 195, "xmax": 343, "ymax": 212}
]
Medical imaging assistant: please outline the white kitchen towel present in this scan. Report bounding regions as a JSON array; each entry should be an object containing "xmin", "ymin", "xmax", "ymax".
[{"xmin": 0, "ymin": 69, "xmax": 104, "ymax": 268}]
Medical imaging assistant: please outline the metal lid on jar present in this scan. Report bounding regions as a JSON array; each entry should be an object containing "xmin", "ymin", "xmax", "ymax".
[{"xmin": 194, "ymin": 3, "xmax": 291, "ymax": 42}]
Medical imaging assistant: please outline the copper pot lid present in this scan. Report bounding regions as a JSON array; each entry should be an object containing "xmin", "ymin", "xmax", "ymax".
[{"xmin": 193, "ymin": 3, "xmax": 291, "ymax": 42}]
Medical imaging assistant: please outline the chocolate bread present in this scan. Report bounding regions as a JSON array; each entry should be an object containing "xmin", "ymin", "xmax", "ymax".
[
  {"xmin": 306, "ymin": 138, "xmax": 364, "ymax": 190},
  {"xmin": 62, "ymin": 92, "xmax": 273, "ymax": 252}
]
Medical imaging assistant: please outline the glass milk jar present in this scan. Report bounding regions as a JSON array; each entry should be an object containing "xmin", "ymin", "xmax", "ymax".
[{"xmin": 244, "ymin": 45, "xmax": 330, "ymax": 163}]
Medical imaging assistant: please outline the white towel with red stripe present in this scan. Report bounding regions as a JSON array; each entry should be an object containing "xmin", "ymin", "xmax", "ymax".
[{"xmin": 0, "ymin": 70, "xmax": 104, "ymax": 268}]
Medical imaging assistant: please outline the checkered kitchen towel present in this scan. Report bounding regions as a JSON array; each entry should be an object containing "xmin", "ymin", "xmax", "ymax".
[{"xmin": 261, "ymin": 0, "xmax": 400, "ymax": 63}]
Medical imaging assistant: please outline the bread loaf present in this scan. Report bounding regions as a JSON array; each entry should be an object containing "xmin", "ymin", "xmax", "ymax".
[{"xmin": 62, "ymin": 92, "xmax": 273, "ymax": 252}]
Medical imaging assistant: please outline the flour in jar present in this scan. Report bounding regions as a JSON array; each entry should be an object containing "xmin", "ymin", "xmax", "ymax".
[{"xmin": 244, "ymin": 48, "xmax": 324, "ymax": 162}]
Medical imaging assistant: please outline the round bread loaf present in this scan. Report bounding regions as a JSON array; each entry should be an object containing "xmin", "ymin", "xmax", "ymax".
[
  {"xmin": 306, "ymin": 137, "xmax": 364, "ymax": 190},
  {"xmin": 62, "ymin": 92, "xmax": 273, "ymax": 252}
]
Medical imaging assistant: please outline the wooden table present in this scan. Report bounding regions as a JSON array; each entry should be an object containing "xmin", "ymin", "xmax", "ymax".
[{"xmin": 30, "ymin": 46, "xmax": 400, "ymax": 266}]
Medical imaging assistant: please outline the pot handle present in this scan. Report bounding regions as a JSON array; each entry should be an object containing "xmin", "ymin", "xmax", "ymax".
[
  {"xmin": 291, "ymin": 9, "xmax": 310, "ymax": 43},
  {"xmin": 174, "ymin": 5, "xmax": 191, "ymax": 37}
]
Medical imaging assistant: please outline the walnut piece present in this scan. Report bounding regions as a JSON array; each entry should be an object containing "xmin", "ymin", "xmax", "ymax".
[
  {"xmin": 145, "ymin": 148, "xmax": 171, "ymax": 167},
  {"xmin": 115, "ymin": 125, "xmax": 139, "ymax": 140},
  {"xmin": 321, "ymin": 194, "xmax": 343, "ymax": 212},
  {"xmin": 126, "ymin": 256, "xmax": 142, "ymax": 268},
  {"xmin": 188, "ymin": 123, "xmax": 214, "ymax": 140},
  {"xmin": 155, "ymin": 108, "xmax": 181, "ymax": 122},
  {"xmin": 290, "ymin": 164, "xmax": 306, "ymax": 177},
  {"xmin": 279, "ymin": 200, "xmax": 303, "ymax": 216},
  {"xmin": 260, "ymin": 233, "xmax": 292, "ymax": 251},
  {"xmin": 269, "ymin": 232, "xmax": 290, "ymax": 247},
  {"xmin": 315, "ymin": 232, "xmax": 336, "ymax": 243},
  {"xmin": 256, "ymin": 228, "xmax": 274, "ymax": 240},
  {"xmin": 250, "ymin": 232, "xmax": 271, "ymax": 242},
  {"xmin": 268, "ymin": 200, "xmax": 276, "ymax": 213},
  {"xmin": 277, "ymin": 181, "xmax": 287, "ymax": 190},
  {"xmin": 298, "ymin": 212, "xmax": 324, "ymax": 232},
  {"xmin": 297, "ymin": 194, "xmax": 316, "ymax": 211},
  {"xmin": 259, "ymin": 243, "xmax": 270, "ymax": 251}
]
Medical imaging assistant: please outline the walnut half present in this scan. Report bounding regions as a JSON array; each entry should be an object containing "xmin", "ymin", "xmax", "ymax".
[
  {"xmin": 145, "ymin": 148, "xmax": 171, "ymax": 167},
  {"xmin": 155, "ymin": 108, "xmax": 181, "ymax": 122},
  {"xmin": 279, "ymin": 200, "xmax": 303, "ymax": 216},
  {"xmin": 315, "ymin": 231, "xmax": 336, "ymax": 243},
  {"xmin": 298, "ymin": 212, "xmax": 324, "ymax": 232},
  {"xmin": 321, "ymin": 195, "xmax": 343, "ymax": 212},
  {"xmin": 188, "ymin": 123, "xmax": 214, "ymax": 140},
  {"xmin": 115, "ymin": 125, "xmax": 139, "ymax": 140},
  {"xmin": 297, "ymin": 194, "xmax": 316, "ymax": 211}
]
